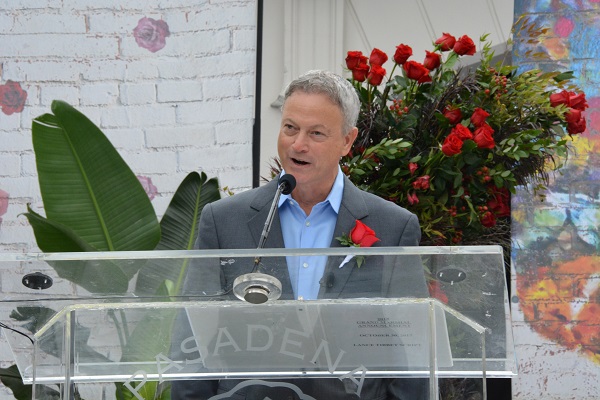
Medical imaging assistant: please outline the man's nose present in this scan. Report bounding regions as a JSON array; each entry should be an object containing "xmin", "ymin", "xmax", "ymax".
[{"xmin": 291, "ymin": 131, "xmax": 309, "ymax": 151}]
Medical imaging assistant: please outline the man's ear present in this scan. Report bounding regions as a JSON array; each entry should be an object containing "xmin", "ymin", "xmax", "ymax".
[{"xmin": 343, "ymin": 127, "xmax": 359, "ymax": 155}]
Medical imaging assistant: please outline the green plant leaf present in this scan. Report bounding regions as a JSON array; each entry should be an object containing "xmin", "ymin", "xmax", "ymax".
[
  {"xmin": 22, "ymin": 205, "xmax": 97, "ymax": 252},
  {"xmin": 112, "ymin": 167, "xmax": 216, "ymax": 393},
  {"xmin": 116, "ymin": 381, "xmax": 171, "ymax": 400},
  {"xmin": 2, "ymin": 306, "xmax": 108, "ymax": 400},
  {"xmin": 553, "ymin": 71, "xmax": 574, "ymax": 82},
  {"xmin": 156, "ymin": 172, "xmax": 220, "ymax": 251},
  {"xmin": 22, "ymin": 207, "xmax": 131, "ymax": 293},
  {"xmin": 0, "ymin": 364, "xmax": 61, "ymax": 400},
  {"xmin": 31, "ymin": 101, "xmax": 161, "ymax": 251},
  {"xmin": 116, "ymin": 282, "xmax": 177, "ymax": 400},
  {"xmin": 122, "ymin": 281, "xmax": 177, "ymax": 360},
  {"xmin": 12, "ymin": 307, "xmax": 114, "ymax": 365},
  {"xmin": 134, "ymin": 172, "xmax": 221, "ymax": 295},
  {"xmin": 9, "ymin": 306, "xmax": 55, "ymax": 333},
  {"xmin": 461, "ymin": 140, "xmax": 477, "ymax": 152}
]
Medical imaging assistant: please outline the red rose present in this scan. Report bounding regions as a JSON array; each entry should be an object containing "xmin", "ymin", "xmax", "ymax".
[
  {"xmin": 470, "ymin": 107, "xmax": 490, "ymax": 127},
  {"xmin": 428, "ymin": 280, "xmax": 449, "ymax": 304},
  {"xmin": 407, "ymin": 191, "xmax": 419, "ymax": 205},
  {"xmin": 417, "ymin": 71, "xmax": 432, "ymax": 84},
  {"xmin": 453, "ymin": 35, "xmax": 476, "ymax": 56},
  {"xmin": 352, "ymin": 63, "xmax": 370, "ymax": 82},
  {"xmin": 480, "ymin": 211, "xmax": 497, "ymax": 228},
  {"xmin": 565, "ymin": 108, "xmax": 582, "ymax": 124},
  {"xmin": 369, "ymin": 48, "xmax": 388, "ymax": 66},
  {"xmin": 367, "ymin": 64, "xmax": 386, "ymax": 86},
  {"xmin": 412, "ymin": 175, "xmax": 430, "ymax": 190},
  {"xmin": 423, "ymin": 50, "xmax": 441, "ymax": 70},
  {"xmin": 452, "ymin": 124, "xmax": 473, "ymax": 140},
  {"xmin": 550, "ymin": 90, "xmax": 570, "ymax": 107},
  {"xmin": 0, "ymin": 80, "xmax": 27, "ymax": 116},
  {"xmin": 473, "ymin": 124, "xmax": 495, "ymax": 149},
  {"xmin": 443, "ymin": 105, "xmax": 463, "ymax": 125},
  {"xmin": 489, "ymin": 200, "xmax": 511, "ymax": 218},
  {"xmin": 403, "ymin": 61, "xmax": 430, "ymax": 82},
  {"xmin": 569, "ymin": 92, "xmax": 588, "ymax": 111},
  {"xmin": 345, "ymin": 51, "xmax": 367, "ymax": 70},
  {"xmin": 442, "ymin": 133, "xmax": 464, "ymax": 156},
  {"xmin": 417, "ymin": 73, "xmax": 432, "ymax": 84},
  {"xmin": 435, "ymin": 33, "xmax": 456, "ymax": 52},
  {"xmin": 393, "ymin": 44, "xmax": 413, "ymax": 65},
  {"xmin": 565, "ymin": 107, "xmax": 587, "ymax": 134},
  {"xmin": 408, "ymin": 162, "xmax": 418, "ymax": 175},
  {"xmin": 567, "ymin": 115, "xmax": 587, "ymax": 134},
  {"xmin": 350, "ymin": 220, "xmax": 380, "ymax": 247},
  {"xmin": 488, "ymin": 186, "xmax": 511, "ymax": 218}
]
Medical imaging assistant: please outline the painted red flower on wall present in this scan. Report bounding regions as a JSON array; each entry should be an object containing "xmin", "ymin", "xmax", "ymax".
[
  {"xmin": 0, "ymin": 189, "xmax": 9, "ymax": 225},
  {"xmin": 137, "ymin": 175, "xmax": 158, "ymax": 201},
  {"xmin": 0, "ymin": 80, "xmax": 27, "ymax": 115},
  {"xmin": 133, "ymin": 17, "xmax": 170, "ymax": 53}
]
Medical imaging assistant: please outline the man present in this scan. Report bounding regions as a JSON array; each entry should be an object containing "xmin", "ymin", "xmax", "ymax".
[{"xmin": 172, "ymin": 70, "xmax": 428, "ymax": 399}]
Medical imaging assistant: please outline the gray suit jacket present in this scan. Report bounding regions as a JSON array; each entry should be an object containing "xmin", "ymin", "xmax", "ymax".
[
  {"xmin": 172, "ymin": 177, "xmax": 429, "ymax": 399},
  {"xmin": 195, "ymin": 176, "xmax": 426, "ymax": 299}
]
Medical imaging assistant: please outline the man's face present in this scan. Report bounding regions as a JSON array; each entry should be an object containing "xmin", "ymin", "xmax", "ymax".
[{"xmin": 277, "ymin": 91, "xmax": 357, "ymax": 198}]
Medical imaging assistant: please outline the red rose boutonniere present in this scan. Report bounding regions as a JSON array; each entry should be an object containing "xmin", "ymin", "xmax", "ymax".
[{"xmin": 336, "ymin": 220, "xmax": 380, "ymax": 268}]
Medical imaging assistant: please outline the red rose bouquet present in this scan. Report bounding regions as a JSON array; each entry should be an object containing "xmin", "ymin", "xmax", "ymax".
[{"xmin": 342, "ymin": 22, "xmax": 587, "ymax": 247}]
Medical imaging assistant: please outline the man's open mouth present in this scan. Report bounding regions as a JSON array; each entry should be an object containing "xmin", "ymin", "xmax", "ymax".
[{"xmin": 292, "ymin": 158, "xmax": 309, "ymax": 165}]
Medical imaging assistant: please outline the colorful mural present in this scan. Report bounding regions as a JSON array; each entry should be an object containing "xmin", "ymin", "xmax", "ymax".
[{"xmin": 512, "ymin": 1, "xmax": 600, "ymax": 398}]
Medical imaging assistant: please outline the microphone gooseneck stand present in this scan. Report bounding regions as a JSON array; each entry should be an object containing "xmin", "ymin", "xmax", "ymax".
[{"xmin": 232, "ymin": 174, "xmax": 296, "ymax": 304}]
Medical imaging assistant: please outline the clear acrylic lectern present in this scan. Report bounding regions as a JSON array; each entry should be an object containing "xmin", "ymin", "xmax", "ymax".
[{"xmin": 0, "ymin": 246, "xmax": 516, "ymax": 400}]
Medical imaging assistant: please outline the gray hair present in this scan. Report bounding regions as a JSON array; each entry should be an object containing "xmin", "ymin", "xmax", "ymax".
[{"xmin": 282, "ymin": 70, "xmax": 360, "ymax": 135}]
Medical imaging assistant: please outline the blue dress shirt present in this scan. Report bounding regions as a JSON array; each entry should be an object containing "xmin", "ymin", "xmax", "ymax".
[{"xmin": 278, "ymin": 168, "xmax": 344, "ymax": 300}]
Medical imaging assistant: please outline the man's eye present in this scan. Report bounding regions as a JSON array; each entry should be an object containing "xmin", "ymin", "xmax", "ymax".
[
  {"xmin": 283, "ymin": 124, "xmax": 296, "ymax": 134},
  {"xmin": 311, "ymin": 131, "xmax": 327, "ymax": 141}
]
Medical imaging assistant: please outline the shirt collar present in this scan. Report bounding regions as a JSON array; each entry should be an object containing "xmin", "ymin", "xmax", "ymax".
[{"xmin": 278, "ymin": 166, "xmax": 345, "ymax": 213}]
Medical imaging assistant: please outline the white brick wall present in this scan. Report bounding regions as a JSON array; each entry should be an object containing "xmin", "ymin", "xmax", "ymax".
[
  {"xmin": 40, "ymin": 85, "xmax": 80, "ymax": 106},
  {"xmin": 80, "ymin": 83, "xmax": 120, "ymax": 106},
  {"xmin": 11, "ymin": 12, "xmax": 87, "ymax": 34},
  {"xmin": 203, "ymin": 77, "xmax": 241, "ymax": 99},
  {"xmin": 0, "ymin": 2, "xmax": 257, "ymax": 397},
  {"xmin": 0, "ymin": 0, "xmax": 257, "ymax": 254},
  {"xmin": 157, "ymin": 80, "xmax": 204, "ymax": 103}
]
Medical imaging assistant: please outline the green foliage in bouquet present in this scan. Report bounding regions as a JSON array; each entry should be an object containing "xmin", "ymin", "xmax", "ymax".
[{"xmin": 342, "ymin": 23, "xmax": 588, "ymax": 246}]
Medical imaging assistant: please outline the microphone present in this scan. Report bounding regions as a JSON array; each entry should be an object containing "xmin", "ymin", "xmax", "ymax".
[
  {"xmin": 233, "ymin": 174, "xmax": 296, "ymax": 304},
  {"xmin": 322, "ymin": 272, "xmax": 335, "ymax": 288},
  {"xmin": 256, "ymin": 174, "xmax": 296, "ymax": 251},
  {"xmin": 279, "ymin": 174, "xmax": 296, "ymax": 195}
]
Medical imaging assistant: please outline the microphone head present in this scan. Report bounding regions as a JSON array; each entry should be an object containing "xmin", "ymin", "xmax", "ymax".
[{"xmin": 278, "ymin": 174, "xmax": 296, "ymax": 195}]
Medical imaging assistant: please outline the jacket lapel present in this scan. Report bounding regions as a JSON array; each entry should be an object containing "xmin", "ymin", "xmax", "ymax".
[
  {"xmin": 248, "ymin": 179, "xmax": 285, "ymax": 248},
  {"xmin": 319, "ymin": 177, "xmax": 369, "ymax": 298}
]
